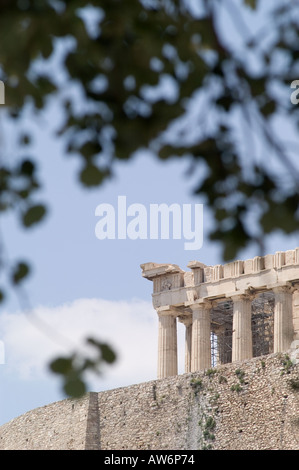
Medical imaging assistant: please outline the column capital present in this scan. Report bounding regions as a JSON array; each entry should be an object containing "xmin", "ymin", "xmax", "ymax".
[
  {"xmin": 270, "ymin": 283, "xmax": 296, "ymax": 294},
  {"xmin": 229, "ymin": 291, "xmax": 255, "ymax": 302},
  {"xmin": 156, "ymin": 306, "xmax": 180, "ymax": 317},
  {"xmin": 178, "ymin": 315, "xmax": 193, "ymax": 326},
  {"xmin": 187, "ymin": 300, "xmax": 213, "ymax": 311}
]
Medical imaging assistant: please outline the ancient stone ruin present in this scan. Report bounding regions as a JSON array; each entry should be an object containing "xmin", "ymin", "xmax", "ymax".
[
  {"xmin": 1, "ymin": 247, "xmax": 299, "ymax": 450},
  {"xmin": 141, "ymin": 248, "xmax": 299, "ymax": 379}
]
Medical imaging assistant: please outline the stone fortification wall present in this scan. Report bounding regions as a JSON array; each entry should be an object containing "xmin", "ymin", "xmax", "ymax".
[
  {"xmin": 0, "ymin": 394, "xmax": 90, "ymax": 450},
  {"xmin": 1, "ymin": 352, "xmax": 299, "ymax": 450},
  {"xmin": 98, "ymin": 352, "xmax": 299, "ymax": 450}
]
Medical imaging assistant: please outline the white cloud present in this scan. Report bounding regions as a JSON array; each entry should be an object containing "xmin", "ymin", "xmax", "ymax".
[
  {"xmin": 0, "ymin": 297, "xmax": 187, "ymax": 398},
  {"xmin": 0, "ymin": 297, "xmax": 188, "ymax": 427},
  {"xmin": 0, "ymin": 298, "xmax": 159, "ymax": 388}
]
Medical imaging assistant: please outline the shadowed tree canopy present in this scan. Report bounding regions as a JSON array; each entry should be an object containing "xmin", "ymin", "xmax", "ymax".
[{"xmin": 1, "ymin": 0, "xmax": 299, "ymax": 396}]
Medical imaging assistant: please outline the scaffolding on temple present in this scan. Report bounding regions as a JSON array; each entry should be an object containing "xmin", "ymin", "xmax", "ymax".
[
  {"xmin": 210, "ymin": 292, "xmax": 275, "ymax": 367},
  {"xmin": 252, "ymin": 292, "xmax": 275, "ymax": 358}
]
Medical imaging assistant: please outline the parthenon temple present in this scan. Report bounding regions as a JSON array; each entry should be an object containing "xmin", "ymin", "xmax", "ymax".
[{"xmin": 141, "ymin": 248, "xmax": 299, "ymax": 379}]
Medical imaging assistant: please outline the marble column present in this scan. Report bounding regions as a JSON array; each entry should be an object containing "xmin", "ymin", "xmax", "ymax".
[
  {"xmin": 273, "ymin": 286, "xmax": 294, "ymax": 353},
  {"xmin": 157, "ymin": 311, "xmax": 178, "ymax": 379},
  {"xmin": 190, "ymin": 302, "xmax": 212, "ymax": 371},
  {"xmin": 232, "ymin": 294, "xmax": 253, "ymax": 362},
  {"xmin": 181, "ymin": 317, "xmax": 192, "ymax": 373}
]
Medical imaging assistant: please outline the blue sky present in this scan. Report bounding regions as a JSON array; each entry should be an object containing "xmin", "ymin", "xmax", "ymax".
[
  {"xmin": 0, "ymin": 0, "xmax": 299, "ymax": 427},
  {"xmin": 0, "ymin": 103, "xmax": 298, "ymax": 426}
]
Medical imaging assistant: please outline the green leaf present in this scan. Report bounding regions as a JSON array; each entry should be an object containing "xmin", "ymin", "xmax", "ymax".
[
  {"xmin": 87, "ymin": 338, "xmax": 117, "ymax": 364},
  {"xmin": 243, "ymin": 0, "xmax": 257, "ymax": 9},
  {"xmin": 35, "ymin": 76, "xmax": 57, "ymax": 95},
  {"xmin": 17, "ymin": 189, "xmax": 30, "ymax": 199},
  {"xmin": 49, "ymin": 357, "xmax": 74, "ymax": 375},
  {"xmin": 260, "ymin": 199, "xmax": 299, "ymax": 234},
  {"xmin": 22, "ymin": 204, "xmax": 47, "ymax": 227},
  {"xmin": 19, "ymin": 159, "xmax": 35, "ymax": 176},
  {"xmin": 248, "ymin": 76, "xmax": 266, "ymax": 97},
  {"xmin": 19, "ymin": 134, "xmax": 31, "ymax": 146},
  {"xmin": 80, "ymin": 141, "xmax": 102, "ymax": 160},
  {"xmin": 260, "ymin": 100, "xmax": 276, "ymax": 117},
  {"xmin": 100, "ymin": 343, "xmax": 117, "ymax": 364},
  {"xmin": 64, "ymin": 377, "xmax": 86, "ymax": 398},
  {"xmin": 79, "ymin": 164, "xmax": 109, "ymax": 187},
  {"xmin": 215, "ymin": 94, "xmax": 234, "ymax": 112},
  {"xmin": 11, "ymin": 262, "xmax": 30, "ymax": 285}
]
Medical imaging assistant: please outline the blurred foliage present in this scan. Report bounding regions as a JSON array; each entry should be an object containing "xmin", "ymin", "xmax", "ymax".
[
  {"xmin": 49, "ymin": 338, "xmax": 117, "ymax": 398},
  {"xmin": 1, "ymin": 0, "xmax": 299, "ymax": 396}
]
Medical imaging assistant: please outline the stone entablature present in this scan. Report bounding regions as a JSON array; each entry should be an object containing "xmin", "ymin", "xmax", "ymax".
[{"xmin": 141, "ymin": 248, "xmax": 299, "ymax": 379}]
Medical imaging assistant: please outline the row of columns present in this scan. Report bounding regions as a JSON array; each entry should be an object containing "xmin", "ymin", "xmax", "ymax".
[{"xmin": 157, "ymin": 286, "xmax": 294, "ymax": 379}]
